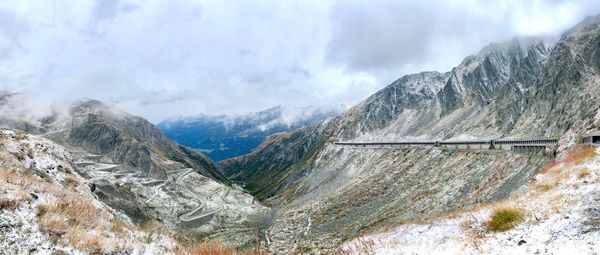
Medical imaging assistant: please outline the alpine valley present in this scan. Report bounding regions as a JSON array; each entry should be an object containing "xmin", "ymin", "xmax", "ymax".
[{"xmin": 1, "ymin": 13, "xmax": 600, "ymax": 255}]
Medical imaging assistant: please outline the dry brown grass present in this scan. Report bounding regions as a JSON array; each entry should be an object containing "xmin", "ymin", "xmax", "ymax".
[
  {"xmin": 0, "ymin": 162, "xmax": 131, "ymax": 253},
  {"xmin": 182, "ymin": 240, "xmax": 268, "ymax": 255},
  {"xmin": 137, "ymin": 219, "xmax": 171, "ymax": 243},
  {"xmin": 35, "ymin": 191, "xmax": 127, "ymax": 253},
  {"xmin": 547, "ymin": 166, "xmax": 564, "ymax": 175},
  {"xmin": 538, "ymin": 145, "xmax": 596, "ymax": 174},
  {"xmin": 13, "ymin": 131, "xmax": 27, "ymax": 141},
  {"xmin": 460, "ymin": 216, "xmax": 486, "ymax": 246},
  {"xmin": 562, "ymin": 145, "xmax": 596, "ymax": 165},
  {"xmin": 111, "ymin": 218, "xmax": 129, "ymax": 236},
  {"xmin": 0, "ymin": 198, "xmax": 22, "ymax": 211},
  {"xmin": 0, "ymin": 141, "xmax": 178, "ymax": 253},
  {"xmin": 537, "ymin": 169, "xmax": 567, "ymax": 189},
  {"xmin": 531, "ymin": 146, "xmax": 597, "ymax": 192},
  {"xmin": 533, "ymin": 180, "xmax": 557, "ymax": 192},
  {"xmin": 187, "ymin": 241, "xmax": 237, "ymax": 255},
  {"xmin": 578, "ymin": 168, "xmax": 592, "ymax": 179},
  {"xmin": 0, "ymin": 167, "xmax": 38, "ymax": 193},
  {"xmin": 63, "ymin": 175, "xmax": 78, "ymax": 188}
]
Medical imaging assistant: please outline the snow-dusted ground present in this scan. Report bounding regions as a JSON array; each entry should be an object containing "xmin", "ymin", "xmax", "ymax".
[
  {"xmin": 0, "ymin": 200, "xmax": 80, "ymax": 255},
  {"xmin": 0, "ymin": 129, "xmax": 178, "ymax": 254},
  {"xmin": 341, "ymin": 147, "xmax": 600, "ymax": 254}
]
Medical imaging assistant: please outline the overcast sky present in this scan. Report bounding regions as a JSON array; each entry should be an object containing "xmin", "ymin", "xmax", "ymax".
[{"xmin": 0, "ymin": 0, "xmax": 599, "ymax": 122}]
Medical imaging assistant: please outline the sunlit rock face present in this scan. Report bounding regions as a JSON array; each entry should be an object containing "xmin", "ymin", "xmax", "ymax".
[{"xmin": 220, "ymin": 16, "xmax": 600, "ymax": 253}]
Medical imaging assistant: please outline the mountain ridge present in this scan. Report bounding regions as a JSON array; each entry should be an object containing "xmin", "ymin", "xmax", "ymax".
[
  {"xmin": 0, "ymin": 97, "xmax": 271, "ymax": 249},
  {"xmin": 158, "ymin": 105, "xmax": 342, "ymax": 161},
  {"xmin": 218, "ymin": 15, "xmax": 600, "ymax": 253}
]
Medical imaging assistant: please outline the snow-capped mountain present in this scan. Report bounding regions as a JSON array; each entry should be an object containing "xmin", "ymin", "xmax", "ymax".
[{"xmin": 158, "ymin": 105, "xmax": 343, "ymax": 161}]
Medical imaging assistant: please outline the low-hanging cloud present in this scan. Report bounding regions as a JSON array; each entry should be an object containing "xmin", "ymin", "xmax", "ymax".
[
  {"xmin": 0, "ymin": 0, "xmax": 598, "ymax": 123},
  {"xmin": 326, "ymin": 0, "xmax": 600, "ymax": 76},
  {"xmin": 0, "ymin": 8, "xmax": 29, "ymax": 59}
]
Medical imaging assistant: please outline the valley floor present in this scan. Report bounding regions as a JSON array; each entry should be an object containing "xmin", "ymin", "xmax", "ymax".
[{"xmin": 341, "ymin": 145, "xmax": 600, "ymax": 254}]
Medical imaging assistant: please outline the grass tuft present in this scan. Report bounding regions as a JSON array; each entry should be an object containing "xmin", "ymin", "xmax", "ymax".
[
  {"xmin": 187, "ymin": 241, "xmax": 236, "ymax": 255},
  {"xmin": 63, "ymin": 175, "xmax": 78, "ymax": 188},
  {"xmin": 0, "ymin": 198, "xmax": 22, "ymax": 211},
  {"xmin": 111, "ymin": 218, "xmax": 129, "ymax": 236},
  {"xmin": 534, "ymin": 181, "xmax": 556, "ymax": 192},
  {"xmin": 36, "ymin": 204, "xmax": 49, "ymax": 217},
  {"xmin": 13, "ymin": 132, "xmax": 27, "ymax": 141},
  {"xmin": 578, "ymin": 168, "xmax": 591, "ymax": 179},
  {"xmin": 485, "ymin": 208, "xmax": 525, "ymax": 232},
  {"xmin": 182, "ymin": 240, "xmax": 268, "ymax": 255}
]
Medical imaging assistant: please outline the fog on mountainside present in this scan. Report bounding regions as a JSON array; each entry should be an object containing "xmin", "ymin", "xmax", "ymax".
[
  {"xmin": 158, "ymin": 105, "xmax": 343, "ymax": 161},
  {"xmin": 1, "ymin": 2, "xmax": 600, "ymax": 255}
]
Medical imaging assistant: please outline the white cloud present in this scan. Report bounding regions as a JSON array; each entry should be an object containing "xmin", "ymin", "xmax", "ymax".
[
  {"xmin": 327, "ymin": 0, "xmax": 600, "ymax": 82},
  {"xmin": 0, "ymin": 0, "xmax": 598, "ymax": 122}
]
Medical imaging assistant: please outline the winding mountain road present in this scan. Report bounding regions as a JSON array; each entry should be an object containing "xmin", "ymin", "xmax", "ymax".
[{"xmin": 174, "ymin": 168, "xmax": 224, "ymax": 227}]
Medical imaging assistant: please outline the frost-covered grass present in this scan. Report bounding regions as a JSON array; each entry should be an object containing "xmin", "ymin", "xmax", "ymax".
[
  {"xmin": 0, "ymin": 197, "xmax": 24, "ymax": 211},
  {"xmin": 578, "ymin": 167, "xmax": 591, "ymax": 178},
  {"xmin": 0, "ymin": 163, "xmax": 138, "ymax": 253},
  {"xmin": 36, "ymin": 189, "xmax": 128, "ymax": 253}
]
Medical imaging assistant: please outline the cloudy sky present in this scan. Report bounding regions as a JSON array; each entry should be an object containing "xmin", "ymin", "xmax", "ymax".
[{"xmin": 0, "ymin": 0, "xmax": 599, "ymax": 122}]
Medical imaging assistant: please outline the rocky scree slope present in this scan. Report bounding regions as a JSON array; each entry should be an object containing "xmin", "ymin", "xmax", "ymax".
[
  {"xmin": 219, "ymin": 16, "xmax": 600, "ymax": 253},
  {"xmin": 0, "ymin": 99, "xmax": 271, "ymax": 249}
]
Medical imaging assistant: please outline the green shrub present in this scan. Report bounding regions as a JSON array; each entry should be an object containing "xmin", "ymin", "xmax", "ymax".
[{"xmin": 486, "ymin": 208, "xmax": 524, "ymax": 232}]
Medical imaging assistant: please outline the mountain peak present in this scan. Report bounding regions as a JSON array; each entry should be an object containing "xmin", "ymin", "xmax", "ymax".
[{"xmin": 69, "ymin": 99, "xmax": 131, "ymax": 119}]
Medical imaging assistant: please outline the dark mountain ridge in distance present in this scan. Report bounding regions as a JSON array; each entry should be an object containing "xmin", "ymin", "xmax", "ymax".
[{"xmin": 158, "ymin": 105, "xmax": 343, "ymax": 161}]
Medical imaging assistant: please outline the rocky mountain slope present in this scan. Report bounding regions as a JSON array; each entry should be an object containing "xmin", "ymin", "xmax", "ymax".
[
  {"xmin": 158, "ymin": 105, "xmax": 341, "ymax": 161},
  {"xmin": 342, "ymin": 145, "xmax": 600, "ymax": 254},
  {"xmin": 0, "ymin": 129, "xmax": 178, "ymax": 254},
  {"xmin": 0, "ymin": 98, "xmax": 271, "ymax": 249},
  {"xmin": 219, "ymin": 15, "xmax": 600, "ymax": 253}
]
